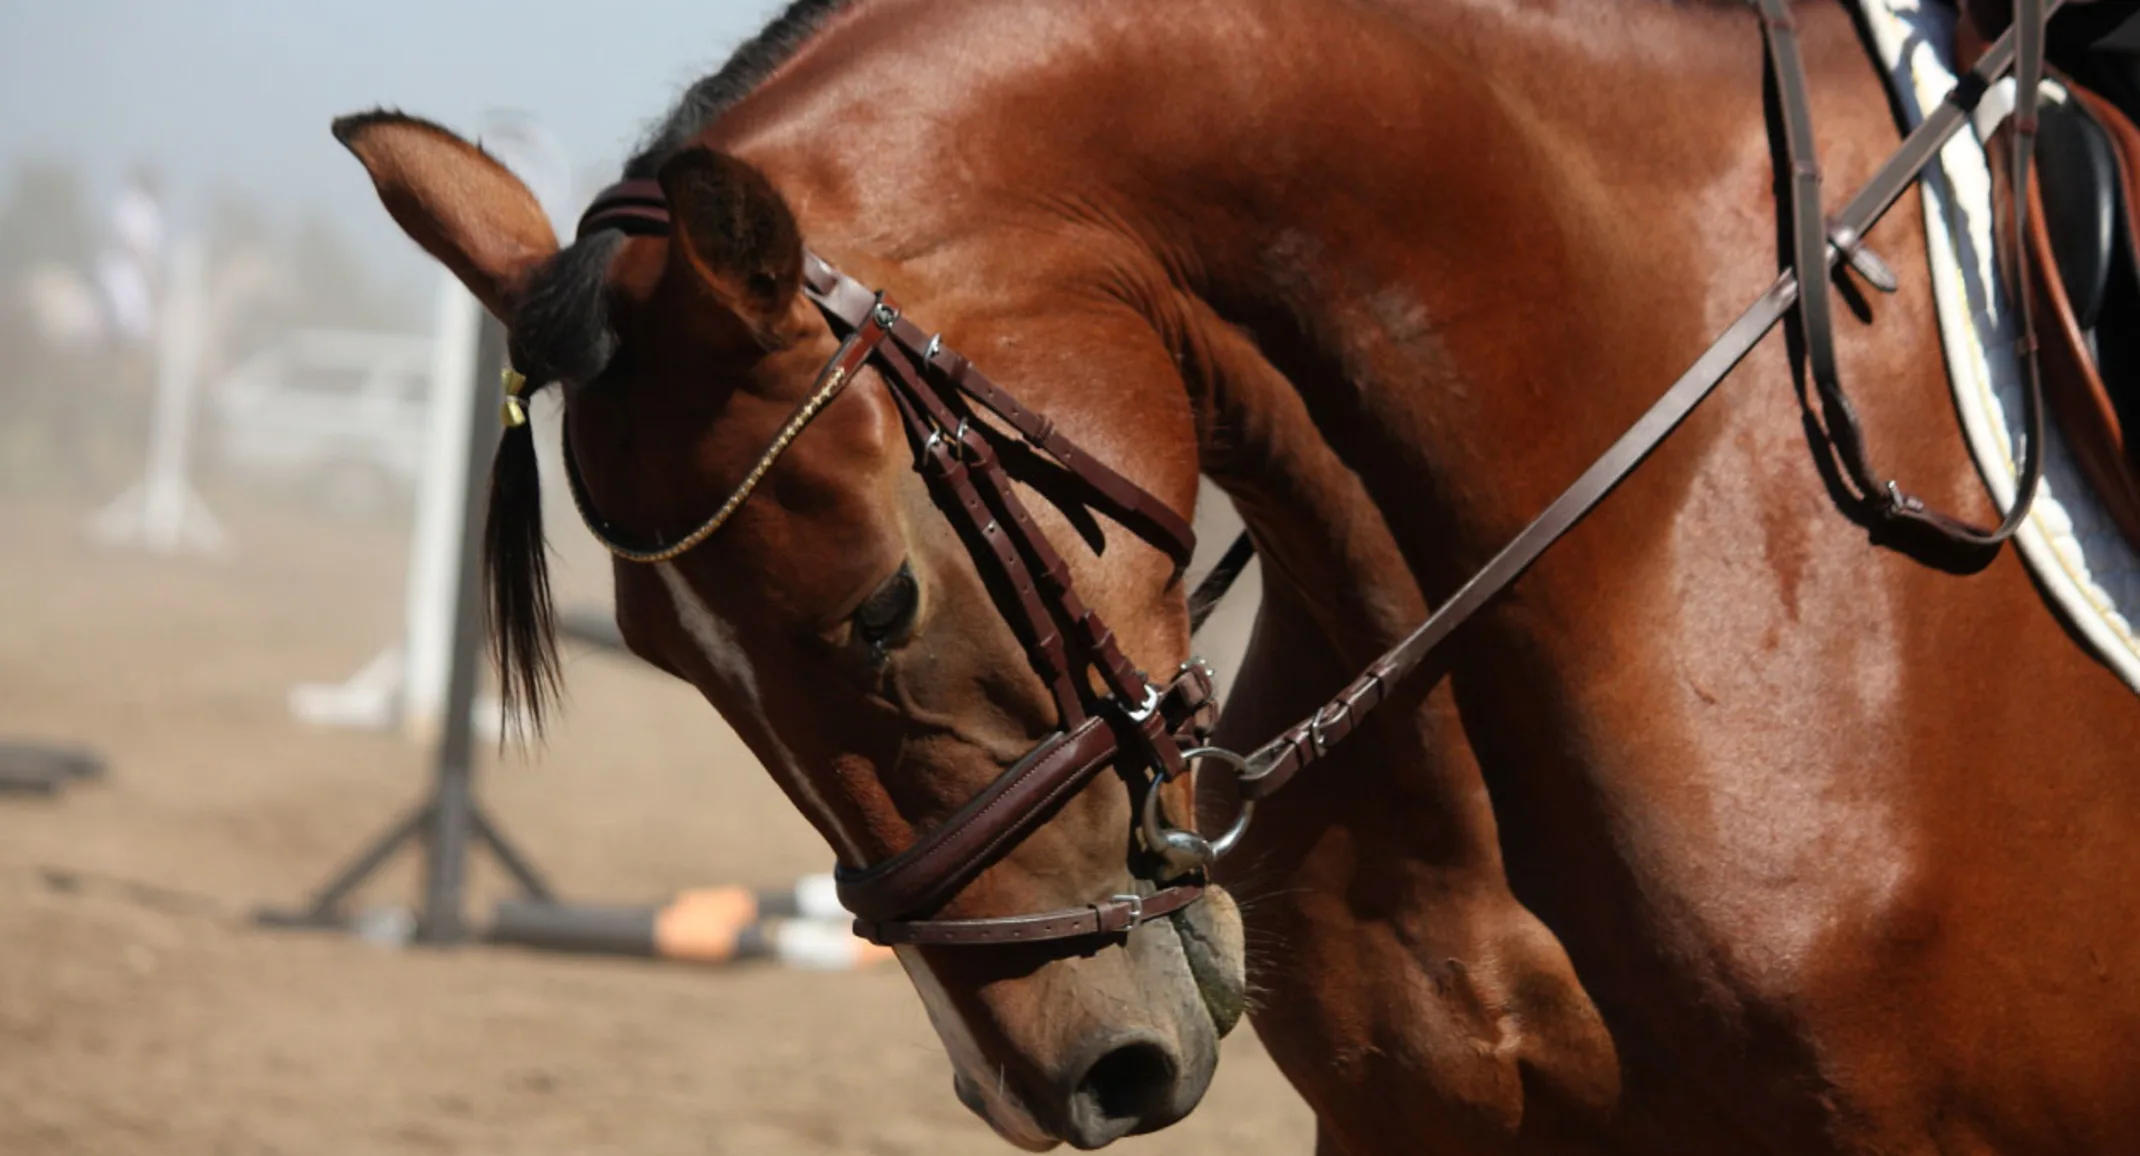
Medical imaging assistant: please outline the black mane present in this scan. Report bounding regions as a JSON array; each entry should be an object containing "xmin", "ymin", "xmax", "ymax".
[
  {"xmin": 493, "ymin": 0, "xmax": 852, "ymax": 736},
  {"xmin": 623, "ymin": 0, "xmax": 849, "ymax": 179},
  {"xmin": 513, "ymin": 0, "xmax": 849, "ymax": 385}
]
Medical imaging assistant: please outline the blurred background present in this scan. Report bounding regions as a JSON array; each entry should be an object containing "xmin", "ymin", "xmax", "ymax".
[{"xmin": 0, "ymin": 2, "xmax": 1294, "ymax": 1154}]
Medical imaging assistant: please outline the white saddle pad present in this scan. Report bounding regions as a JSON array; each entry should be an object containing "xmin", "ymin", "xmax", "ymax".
[{"xmin": 1859, "ymin": 0, "xmax": 2140, "ymax": 694}]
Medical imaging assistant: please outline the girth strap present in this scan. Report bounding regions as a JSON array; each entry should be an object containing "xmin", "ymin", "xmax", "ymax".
[{"xmin": 1237, "ymin": 9, "xmax": 2060, "ymax": 800}]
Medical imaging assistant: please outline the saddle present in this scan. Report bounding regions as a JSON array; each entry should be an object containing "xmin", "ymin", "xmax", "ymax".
[{"xmin": 1965, "ymin": 2, "xmax": 2140, "ymax": 546}]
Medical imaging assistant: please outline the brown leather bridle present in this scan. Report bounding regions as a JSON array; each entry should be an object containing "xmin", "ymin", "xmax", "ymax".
[
  {"xmin": 544, "ymin": 1, "xmax": 2053, "ymax": 950},
  {"xmin": 561, "ymin": 189, "xmax": 1236, "ymax": 946}
]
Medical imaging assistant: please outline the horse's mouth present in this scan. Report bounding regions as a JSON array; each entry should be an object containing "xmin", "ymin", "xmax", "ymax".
[
  {"xmin": 940, "ymin": 887, "xmax": 1245, "ymax": 1148},
  {"xmin": 1172, "ymin": 885, "xmax": 1248, "ymax": 1038},
  {"xmin": 955, "ymin": 1072, "xmax": 1062, "ymax": 1151}
]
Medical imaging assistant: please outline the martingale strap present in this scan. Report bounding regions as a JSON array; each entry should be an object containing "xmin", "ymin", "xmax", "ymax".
[
  {"xmin": 1756, "ymin": 0, "xmax": 2047, "ymax": 546},
  {"xmin": 1233, "ymin": 9, "xmax": 2060, "ymax": 801}
]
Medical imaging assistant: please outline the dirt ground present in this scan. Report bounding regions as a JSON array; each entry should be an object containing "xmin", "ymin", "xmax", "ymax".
[{"xmin": 0, "ymin": 485, "xmax": 1313, "ymax": 1156}]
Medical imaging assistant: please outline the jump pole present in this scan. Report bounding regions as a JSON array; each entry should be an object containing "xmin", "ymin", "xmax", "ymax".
[
  {"xmin": 89, "ymin": 236, "xmax": 226, "ymax": 554},
  {"xmin": 285, "ymin": 272, "xmax": 496, "ymax": 737},
  {"xmin": 490, "ymin": 875, "xmax": 894, "ymax": 970},
  {"xmin": 256, "ymin": 313, "xmax": 555, "ymax": 944}
]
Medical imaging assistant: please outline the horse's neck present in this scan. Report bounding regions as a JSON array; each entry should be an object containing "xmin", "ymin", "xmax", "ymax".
[
  {"xmin": 1106, "ymin": 0, "xmax": 1768, "ymax": 606},
  {"xmin": 737, "ymin": 0, "xmax": 1779, "ymax": 618}
]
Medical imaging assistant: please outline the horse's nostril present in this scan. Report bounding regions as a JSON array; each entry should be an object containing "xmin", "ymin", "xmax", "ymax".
[{"xmin": 1066, "ymin": 1040, "xmax": 1176, "ymax": 1146}]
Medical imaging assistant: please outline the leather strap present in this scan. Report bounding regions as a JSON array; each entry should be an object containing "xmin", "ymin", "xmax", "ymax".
[
  {"xmin": 2021, "ymin": 88, "xmax": 2140, "ymax": 550},
  {"xmin": 836, "ymin": 715, "xmax": 1121, "ymax": 921},
  {"xmin": 888, "ymin": 351, "xmax": 1093, "ymax": 728},
  {"xmin": 802, "ymin": 253, "xmax": 1199, "ymax": 570},
  {"xmin": 1757, "ymin": 0, "xmax": 2049, "ymax": 546},
  {"xmin": 836, "ymin": 664, "xmax": 1217, "ymax": 946},
  {"xmin": 838, "ymin": 339, "xmax": 1218, "ymax": 942},
  {"xmin": 565, "ymin": 208, "xmax": 1198, "ymax": 574},
  {"xmin": 867, "ymin": 324, "xmax": 1157, "ymax": 710},
  {"xmin": 812, "ymin": 275, "xmax": 1223, "ymax": 946},
  {"xmin": 1188, "ymin": 532, "xmax": 1257, "ymax": 634},
  {"xmin": 577, "ymin": 177, "xmax": 669, "ymax": 237},
  {"xmin": 1237, "ymin": 10, "xmax": 2061, "ymax": 801},
  {"xmin": 853, "ymin": 882, "xmax": 1205, "ymax": 946}
]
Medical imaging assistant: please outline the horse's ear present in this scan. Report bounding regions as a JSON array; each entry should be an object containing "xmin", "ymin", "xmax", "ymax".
[
  {"xmin": 332, "ymin": 111, "xmax": 558, "ymax": 322},
  {"xmin": 657, "ymin": 147, "xmax": 804, "ymax": 342}
]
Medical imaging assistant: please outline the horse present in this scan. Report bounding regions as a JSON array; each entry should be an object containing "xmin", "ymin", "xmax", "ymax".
[{"xmin": 336, "ymin": 0, "xmax": 2140, "ymax": 1150}]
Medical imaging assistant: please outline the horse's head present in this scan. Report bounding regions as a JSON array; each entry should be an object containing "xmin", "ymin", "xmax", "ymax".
[{"xmin": 337, "ymin": 112, "xmax": 1247, "ymax": 1149}]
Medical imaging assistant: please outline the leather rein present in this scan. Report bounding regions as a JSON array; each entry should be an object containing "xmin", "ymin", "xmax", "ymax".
[{"xmin": 539, "ymin": 2, "xmax": 2053, "ymax": 949}]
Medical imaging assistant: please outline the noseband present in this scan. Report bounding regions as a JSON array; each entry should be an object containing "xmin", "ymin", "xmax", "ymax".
[{"xmin": 538, "ymin": 1, "xmax": 2053, "ymax": 950}]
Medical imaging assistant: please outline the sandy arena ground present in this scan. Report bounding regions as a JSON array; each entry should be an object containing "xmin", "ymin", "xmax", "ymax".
[{"xmin": 0, "ymin": 486, "xmax": 1313, "ymax": 1156}]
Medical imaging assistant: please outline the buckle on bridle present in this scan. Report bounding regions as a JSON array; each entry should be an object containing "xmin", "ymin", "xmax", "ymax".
[
  {"xmin": 1308, "ymin": 700, "xmax": 1349, "ymax": 759},
  {"xmin": 1123, "ymin": 679, "xmax": 1166, "ymax": 724},
  {"xmin": 1108, "ymin": 892, "xmax": 1145, "ymax": 929},
  {"xmin": 923, "ymin": 417, "xmax": 973, "ymax": 463},
  {"xmin": 1308, "ymin": 672, "xmax": 1382, "ymax": 758}
]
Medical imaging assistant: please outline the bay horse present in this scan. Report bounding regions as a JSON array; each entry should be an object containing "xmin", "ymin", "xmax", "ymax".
[{"xmin": 336, "ymin": 0, "xmax": 2140, "ymax": 1150}]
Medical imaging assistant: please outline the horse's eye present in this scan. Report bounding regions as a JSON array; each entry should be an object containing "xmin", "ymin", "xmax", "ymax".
[{"xmin": 854, "ymin": 562, "xmax": 919, "ymax": 647}]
